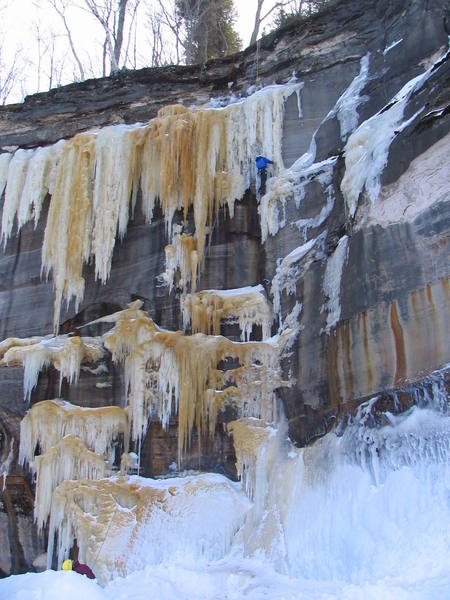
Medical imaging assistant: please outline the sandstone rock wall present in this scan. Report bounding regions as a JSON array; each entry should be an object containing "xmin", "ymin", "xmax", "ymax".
[{"xmin": 0, "ymin": 0, "xmax": 449, "ymax": 574}]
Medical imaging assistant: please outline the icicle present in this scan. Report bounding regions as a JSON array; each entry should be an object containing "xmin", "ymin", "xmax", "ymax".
[
  {"xmin": 100, "ymin": 303, "xmax": 288, "ymax": 461},
  {"xmin": 0, "ymin": 439, "xmax": 14, "ymax": 490},
  {"xmin": 19, "ymin": 399, "xmax": 128, "ymax": 468},
  {"xmin": 1, "ymin": 84, "xmax": 301, "ymax": 329},
  {"xmin": 19, "ymin": 141, "xmax": 66, "ymax": 231},
  {"xmin": 1, "ymin": 335, "xmax": 104, "ymax": 401},
  {"xmin": 228, "ymin": 419, "xmax": 276, "ymax": 503},
  {"xmin": 91, "ymin": 125, "xmax": 146, "ymax": 283},
  {"xmin": 182, "ymin": 285, "xmax": 273, "ymax": 341},
  {"xmin": 162, "ymin": 227, "xmax": 199, "ymax": 295},
  {"xmin": 32, "ymin": 435, "xmax": 106, "ymax": 533},
  {"xmin": 321, "ymin": 235, "xmax": 349, "ymax": 334},
  {"xmin": 1, "ymin": 148, "xmax": 35, "ymax": 245},
  {"xmin": 41, "ymin": 134, "xmax": 96, "ymax": 332},
  {"xmin": 0, "ymin": 152, "xmax": 12, "ymax": 200}
]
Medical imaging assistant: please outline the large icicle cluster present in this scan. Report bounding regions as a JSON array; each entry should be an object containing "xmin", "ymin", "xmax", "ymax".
[
  {"xmin": 102, "ymin": 301, "xmax": 289, "ymax": 459},
  {"xmin": 19, "ymin": 399, "xmax": 127, "ymax": 533},
  {"xmin": 0, "ymin": 83, "xmax": 301, "ymax": 330},
  {"xmin": 182, "ymin": 284, "xmax": 273, "ymax": 341},
  {"xmin": 0, "ymin": 335, "xmax": 104, "ymax": 401},
  {"xmin": 32, "ymin": 435, "xmax": 106, "ymax": 532},
  {"xmin": 19, "ymin": 399, "xmax": 129, "ymax": 465}
]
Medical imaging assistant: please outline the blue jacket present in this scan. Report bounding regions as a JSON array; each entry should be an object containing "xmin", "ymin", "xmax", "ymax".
[{"xmin": 255, "ymin": 156, "xmax": 274, "ymax": 170}]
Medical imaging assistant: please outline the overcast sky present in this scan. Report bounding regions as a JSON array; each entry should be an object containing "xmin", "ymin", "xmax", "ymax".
[{"xmin": 1, "ymin": 0, "xmax": 283, "ymax": 103}]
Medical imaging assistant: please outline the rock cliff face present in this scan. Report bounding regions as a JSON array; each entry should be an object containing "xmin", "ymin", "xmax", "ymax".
[{"xmin": 0, "ymin": 0, "xmax": 449, "ymax": 575}]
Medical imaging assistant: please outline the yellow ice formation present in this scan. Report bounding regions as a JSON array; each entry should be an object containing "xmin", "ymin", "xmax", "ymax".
[
  {"xmin": 0, "ymin": 84, "xmax": 301, "ymax": 330},
  {"xmin": 19, "ymin": 399, "xmax": 129, "ymax": 466},
  {"xmin": 162, "ymin": 227, "xmax": 199, "ymax": 294},
  {"xmin": 0, "ymin": 335, "xmax": 104, "ymax": 401},
  {"xmin": 182, "ymin": 285, "xmax": 273, "ymax": 341},
  {"xmin": 47, "ymin": 474, "xmax": 249, "ymax": 584},
  {"xmin": 32, "ymin": 435, "xmax": 106, "ymax": 532},
  {"xmin": 228, "ymin": 419, "xmax": 278, "ymax": 504},
  {"xmin": 102, "ymin": 301, "xmax": 288, "ymax": 461}
]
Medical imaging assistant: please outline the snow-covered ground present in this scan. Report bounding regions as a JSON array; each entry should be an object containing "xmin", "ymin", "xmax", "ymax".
[
  {"xmin": 2, "ymin": 391, "xmax": 450, "ymax": 600},
  {"xmin": 3, "ymin": 554, "xmax": 450, "ymax": 600}
]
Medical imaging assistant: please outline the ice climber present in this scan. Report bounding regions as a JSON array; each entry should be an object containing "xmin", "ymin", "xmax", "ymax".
[
  {"xmin": 255, "ymin": 155, "xmax": 274, "ymax": 196},
  {"xmin": 62, "ymin": 558, "xmax": 96, "ymax": 579}
]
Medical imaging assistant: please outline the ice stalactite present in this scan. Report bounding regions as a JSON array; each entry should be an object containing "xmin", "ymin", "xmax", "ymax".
[
  {"xmin": 91, "ymin": 125, "xmax": 146, "ymax": 283},
  {"xmin": 341, "ymin": 50, "xmax": 449, "ymax": 219},
  {"xmin": 321, "ymin": 234, "xmax": 349, "ymax": 334},
  {"xmin": 0, "ymin": 84, "xmax": 301, "ymax": 330},
  {"xmin": 228, "ymin": 417, "xmax": 291, "ymax": 571},
  {"xmin": 182, "ymin": 284, "xmax": 273, "ymax": 341},
  {"xmin": 101, "ymin": 302, "xmax": 290, "ymax": 460},
  {"xmin": 1, "ymin": 142, "xmax": 66, "ymax": 250},
  {"xmin": 47, "ymin": 474, "xmax": 250, "ymax": 584},
  {"xmin": 162, "ymin": 227, "xmax": 199, "ymax": 295},
  {"xmin": 32, "ymin": 435, "xmax": 106, "ymax": 533},
  {"xmin": 1, "ymin": 148, "xmax": 35, "ymax": 245},
  {"xmin": 0, "ymin": 439, "xmax": 14, "ymax": 490},
  {"xmin": 19, "ymin": 399, "xmax": 129, "ymax": 467},
  {"xmin": 0, "ymin": 335, "xmax": 104, "ymax": 401},
  {"xmin": 228, "ymin": 419, "xmax": 277, "ymax": 509},
  {"xmin": 0, "ymin": 152, "xmax": 12, "ymax": 200},
  {"xmin": 41, "ymin": 134, "xmax": 96, "ymax": 332}
]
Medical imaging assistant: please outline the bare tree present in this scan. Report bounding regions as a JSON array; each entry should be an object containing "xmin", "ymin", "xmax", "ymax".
[
  {"xmin": 0, "ymin": 44, "xmax": 22, "ymax": 104},
  {"xmin": 250, "ymin": 1, "xmax": 292, "ymax": 46},
  {"xmin": 122, "ymin": 0, "xmax": 141, "ymax": 69},
  {"xmin": 47, "ymin": 0, "xmax": 86, "ymax": 80},
  {"xmin": 83, "ymin": 0, "xmax": 136, "ymax": 74},
  {"xmin": 154, "ymin": 0, "xmax": 184, "ymax": 65},
  {"xmin": 249, "ymin": 0, "xmax": 314, "ymax": 45},
  {"xmin": 0, "ymin": 1, "xmax": 24, "ymax": 103}
]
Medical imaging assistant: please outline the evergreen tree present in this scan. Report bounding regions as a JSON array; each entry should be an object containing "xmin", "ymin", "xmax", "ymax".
[
  {"xmin": 176, "ymin": 0, "xmax": 241, "ymax": 65},
  {"xmin": 272, "ymin": 0, "xmax": 332, "ymax": 29}
]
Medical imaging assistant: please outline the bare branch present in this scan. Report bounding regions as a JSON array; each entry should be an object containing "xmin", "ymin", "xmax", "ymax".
[{"xmin": 47, "ymin": 0, "xmax": 85, "ymax": 80}]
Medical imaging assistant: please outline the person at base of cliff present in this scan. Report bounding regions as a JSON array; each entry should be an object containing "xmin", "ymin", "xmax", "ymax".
[
  {"xmin": 62, "ymin": 558, "xmax": 96, "ymax": 579},
  {"xmin": 255, "ymin": 155, "xmax": 274, "ymax": 196}
]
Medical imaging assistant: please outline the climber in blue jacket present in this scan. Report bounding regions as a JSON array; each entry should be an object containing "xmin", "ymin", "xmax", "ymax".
[{"xmin": 255, "ymin": 155, "xmax": 274, "ymax": 196}]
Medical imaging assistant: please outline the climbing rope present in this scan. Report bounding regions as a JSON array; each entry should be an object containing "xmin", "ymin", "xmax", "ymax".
[
  {"xmin": 248, "ymin": 39, "xmax": 261, "ymax": 88},
  {"xmin": 91, "ymin": 501, "xmax": 118, "ymax": 572}
]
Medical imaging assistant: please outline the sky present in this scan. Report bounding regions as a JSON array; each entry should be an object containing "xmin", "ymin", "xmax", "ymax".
[{"xmin": 0, "ymin": 0, "xmax": 282, "ymax": 104}]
